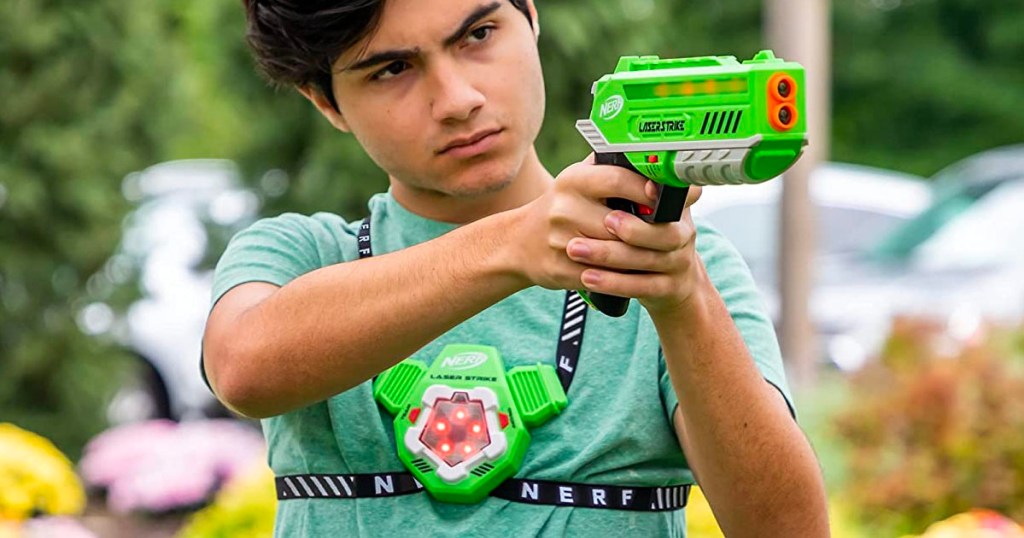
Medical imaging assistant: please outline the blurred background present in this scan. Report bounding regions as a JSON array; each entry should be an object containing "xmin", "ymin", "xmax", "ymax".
[{"xmin": 2, "ymin": 0, "xmax": 1024, "ymax": 536}]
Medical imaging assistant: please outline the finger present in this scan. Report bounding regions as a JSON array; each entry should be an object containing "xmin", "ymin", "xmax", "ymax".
[
  {"xmin": 684, "ymin": 185, "xmax": 703, "ymax": 209},
  {"xmin": 558, "ymin": 202, "xmax": 620, "ymax": 241},
  {"xmin": 604, "ymin": 211, "xmax": 695, "ymax": 252},
  {"xmin": 566, "ymin": 238, "xmax": 682, "ymax": 273},
  {"xmin": 574, "ymin": 165, "xmax": 656, "ymax": 207},
  {"xmin": 580, "ymin": 268, "xmax": 677, "ymax": 300}
]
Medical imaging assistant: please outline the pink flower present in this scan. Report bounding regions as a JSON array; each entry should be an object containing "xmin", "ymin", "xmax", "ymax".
[{"xmin": 79, "ymin": 419, "xmax": 265, "ymax": 514}]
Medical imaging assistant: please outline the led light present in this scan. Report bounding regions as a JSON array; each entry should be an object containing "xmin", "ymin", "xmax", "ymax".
[
  {"xmin": 436, "ymin": 422, "xmax": 447, "ymax": 431},
  {"xmin": 471, "ymin": 424, "xmax": 482, "ymax": 434},
  {"xmin": 463, "ymin": 445, "xmax": 473, "ymax": 454},
  {"xmin": 455, "ymin": 410, "xmax": 466, "ymax": 420},
  {"xmin": 441, "ymin": 443, "xmax": 451, "ymax": 453}
]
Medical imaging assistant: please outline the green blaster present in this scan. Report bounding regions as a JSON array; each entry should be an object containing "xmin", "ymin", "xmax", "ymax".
[{"xmin": 576, "ymin": 49, "xmax": 808, "ymax": 317}]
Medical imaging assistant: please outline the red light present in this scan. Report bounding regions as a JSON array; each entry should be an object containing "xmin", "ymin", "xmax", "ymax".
[
  {"xmin": 419, "ymin": 392, "xmax": 492, "ymax": 467},
  {"xmin": 408, "ymin": 407, "xmax": 421, "ymax": 424},
  {"xmin": 647, "ymin": 154, "xmax": 659, "ymax": 164},
  {"xmin": 638, "ymin": 204, "xmax": 654, "ymax": 216}
]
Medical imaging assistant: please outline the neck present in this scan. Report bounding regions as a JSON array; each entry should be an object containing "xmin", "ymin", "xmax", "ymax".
[{"xmin": 389, "ymin": 147, "xmax": 553, "ymax": 224}]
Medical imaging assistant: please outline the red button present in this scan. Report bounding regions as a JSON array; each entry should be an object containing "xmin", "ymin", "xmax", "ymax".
[
  {"xmin": 646, "ymin": 154, "xmax": 659, "ymax": 164},
  {"xmin": 638, "ymin": 204, "xmax": 654, "ymax": 216},
  {"xmin": 408, "ymin": 407, "xmax": 420, "ymax": 424},
  {"xmin": 499, "ymin": 412, "xmax": 509, "ymax": 429}
]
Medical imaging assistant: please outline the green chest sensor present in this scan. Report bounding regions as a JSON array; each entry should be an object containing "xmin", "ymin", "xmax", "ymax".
[{"xmin": 373, "ymin": 344, "xmax": 568, "ymax": 504}]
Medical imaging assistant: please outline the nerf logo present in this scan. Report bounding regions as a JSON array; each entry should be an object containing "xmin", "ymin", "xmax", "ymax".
[
  {"xmin": 599, "ymin": 95, "xmax": 625, "ymax": 121},
  {"xmin": 441, "ymin": 352, "xmax": 489, "ymax": 371}
]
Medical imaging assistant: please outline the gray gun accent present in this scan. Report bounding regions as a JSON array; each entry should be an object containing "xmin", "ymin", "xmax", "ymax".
[
  {"xmin": 674, "ymin": 148, "xmax": 752, "ymax": 186},
  {"xmin": 575, "ymin": 119, "xmax": 762, "ymax": 154}
]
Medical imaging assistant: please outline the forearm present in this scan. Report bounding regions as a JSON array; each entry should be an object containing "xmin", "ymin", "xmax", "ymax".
[
  {"xmin": 217, "ymin": 209, "xmax": 527, "ymax": 418},
  {"xmin": 651, "ymin": 263, "xmax": 828, "ymax": 537}
]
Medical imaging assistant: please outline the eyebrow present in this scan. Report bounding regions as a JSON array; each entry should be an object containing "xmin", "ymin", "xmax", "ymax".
[{"xmin": 346, "ymin": 1, "xmax": 503, "ymax": 72}]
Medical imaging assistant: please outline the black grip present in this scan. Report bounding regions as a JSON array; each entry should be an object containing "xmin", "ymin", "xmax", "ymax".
[{"xmin": 587, "ymin": 152, "xmax": 690, "ymax": 317}]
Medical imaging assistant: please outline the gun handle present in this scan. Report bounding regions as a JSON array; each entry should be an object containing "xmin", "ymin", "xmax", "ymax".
[{"xmin": 586, "ymin": 152, "xmax": 691, "ymax": 317}]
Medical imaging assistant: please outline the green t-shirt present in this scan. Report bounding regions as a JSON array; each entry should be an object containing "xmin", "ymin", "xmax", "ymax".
[{"xmin": 211, "ymin": 190, "xmax": 794, "ymax": 537}]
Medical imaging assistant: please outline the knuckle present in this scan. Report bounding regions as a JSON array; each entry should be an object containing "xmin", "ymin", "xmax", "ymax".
[{"xmin": 668, "ymin": 223, "xmax": 688, "ymax": 249}]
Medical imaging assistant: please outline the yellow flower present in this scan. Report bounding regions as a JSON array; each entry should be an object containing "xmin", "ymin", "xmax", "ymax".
[
  {"xmin": 177, "ymin": 459, "xmax": 276, "ymax": 538},
  {"xmin": 686, "ymin": 487, "xmax": 725, "ymax": 538},
  {"xmin": 0, "ymin": 424, "xmax": 85, "ymax": 521}
]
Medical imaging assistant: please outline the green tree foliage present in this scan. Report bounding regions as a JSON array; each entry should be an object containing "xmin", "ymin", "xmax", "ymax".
[
  {"xmin": 0, "ymin": 1, "xmax": 185, "ymax": 456},
  {"xmin": 833, "ymin": 0, "xmax": 1024, "ymax": 175}
]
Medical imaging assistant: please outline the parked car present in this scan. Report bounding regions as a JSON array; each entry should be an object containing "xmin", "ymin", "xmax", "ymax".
[
  {"xmin": 694, "ymin": 147, "xmax": 1024, "ymax": 371},
  {"xmin": 691, "ymin": 162, "xmax": 934, "ymax": 370},
  {"xmin": 104, "ymin": 160, "xmax": 261, "ymax": 423},
  {"xmin": 869, "ymin": 144, "xmax": 1024, "ymax": 332}
]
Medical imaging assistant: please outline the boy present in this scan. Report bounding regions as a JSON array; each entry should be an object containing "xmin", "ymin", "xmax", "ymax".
[{"xmin": 203, "ymin": 0, "xmax": 829, "ymax": 535}]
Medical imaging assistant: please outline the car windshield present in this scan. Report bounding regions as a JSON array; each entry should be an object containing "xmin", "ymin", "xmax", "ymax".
[
  {"xmin": 868, "ymin": 177, "xmax": 1024, "ymax": 266},
  {"xmin": 909, "ymin": 179, "xmax": 1024, "ymax": 270}
]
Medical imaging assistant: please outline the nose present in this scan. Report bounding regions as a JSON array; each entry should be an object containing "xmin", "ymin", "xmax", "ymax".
[{"xmin": 429, "ymin": 59, "xmax": 485, "ymax": 124}]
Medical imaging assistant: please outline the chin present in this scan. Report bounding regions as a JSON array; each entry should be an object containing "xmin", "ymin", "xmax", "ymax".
[{"xmin": 443, "ymin": 157, "xmax": 519, "ymax": 198}]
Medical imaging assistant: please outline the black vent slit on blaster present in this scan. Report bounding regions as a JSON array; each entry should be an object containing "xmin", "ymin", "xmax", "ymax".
[
  {"xmin": 715, "ymin": 110, "xmax": 730, "ymax": 134},
  {"xmin": 701, "ymin": 110, "xmax": 743, "ymax": 135}
]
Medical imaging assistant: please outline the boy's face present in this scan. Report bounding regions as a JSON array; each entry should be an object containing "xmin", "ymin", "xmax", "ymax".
[{"xmin": 320, "ymin": 0, "xmax": 544, "ymax": 199}]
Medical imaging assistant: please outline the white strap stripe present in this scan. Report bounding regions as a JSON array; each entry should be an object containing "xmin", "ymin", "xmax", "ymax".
[
  {"xmin": 336, "ymin": 475, "xmax": 354, "ymax": 496},
  {"xmin": 322, "ymin": 476, "xmax": 341, "ymax": 496},
  {"xmin": 310, "ymin": 476, "xmax": 328, "ymax": 496},
  {"xmin": 562, "ymin": 313, "xmax": 585, "ymax": 330},
  {"xmin": 296, "ymin": 476, "xmax": 315, "ymax": 497}
]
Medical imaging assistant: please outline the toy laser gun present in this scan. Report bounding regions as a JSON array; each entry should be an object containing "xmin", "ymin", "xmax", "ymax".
[
  {"xmin": 576, "ymin": 49, "xmax": 808, "ymax": 317},
  {"xmin": 374, "ymin": 344, "xmax": 566, "ymax": 503}
]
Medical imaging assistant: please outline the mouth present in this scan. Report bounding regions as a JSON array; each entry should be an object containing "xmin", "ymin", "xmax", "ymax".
[{"xmin": 437, "ymin": 128, "xmax": 504, "ymax": 158}]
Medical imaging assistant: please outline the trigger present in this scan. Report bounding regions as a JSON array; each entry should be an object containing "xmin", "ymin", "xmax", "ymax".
[{"xmin": 638, "ymin": 204, "xmax": 654, "ymax": 216}]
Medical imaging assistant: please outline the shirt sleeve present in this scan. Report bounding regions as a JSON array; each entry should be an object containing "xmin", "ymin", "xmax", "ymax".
[
  {"xmin": 201, "ymin": 212, "xmax": 357, "ymax": 390},
  {"xmin": 659, "ymin": 217, "xmax": 797, "ymax": 425}
]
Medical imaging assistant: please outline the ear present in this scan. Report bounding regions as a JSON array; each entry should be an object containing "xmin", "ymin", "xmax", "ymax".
[
  {"xmin": 526, "ymin": 0, "xmax": 540, "ymax": 39},
  {"xmin": 297, "ymin": 85, "xmax": 351, "ymax": 133}
]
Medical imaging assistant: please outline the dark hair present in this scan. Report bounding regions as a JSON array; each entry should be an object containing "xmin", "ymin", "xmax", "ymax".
[{"xmin": 242, "ymin": 0, "xmax": 533, "ymax": 110}]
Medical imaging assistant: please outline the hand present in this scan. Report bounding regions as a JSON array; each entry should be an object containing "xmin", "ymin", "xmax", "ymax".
[
  {"xmin": 563, "ymin": 169, "xmax": 704, "ymax": 317},
  {"xmin": 510, "ymin": 154, "xmax": 658, "ymax": 292}
]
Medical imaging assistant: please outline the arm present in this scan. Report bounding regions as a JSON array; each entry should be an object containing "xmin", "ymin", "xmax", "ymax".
[
  {"xmin": 203, "ymin": 209, "xmax": 525, "ymax": 418},
  {"xmin": 655, "ymin": 274, "xmax": 829, "ymax": 537},
  {"xmin": 563, "ymin": 189, "xmax": 828, "ymax": 537},
  {"xmin": 203, "ymin": 158, "xmax": 653, "ymax": 419}
]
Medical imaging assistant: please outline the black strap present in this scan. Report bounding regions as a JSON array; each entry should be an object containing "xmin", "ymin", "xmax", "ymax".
[
  {"xmin": 277, "ymin": 473, "xmax": 423, "ymax": 500},
  {"xmin": 276, "ymin": 473, "xmax": 690, "ymax": 512},
  {"xmin": 357, "ymin": 216, "xmax": 373, "ymax": 259},
  {"xmin": 555, "ymin": 288, "xmax": 587, "ymax": 392},
  {"xmin": 357, "ymin": 216, "xmax": 587, "ymax": 393}
]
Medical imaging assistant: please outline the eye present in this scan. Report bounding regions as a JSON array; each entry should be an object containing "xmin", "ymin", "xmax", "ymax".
[
  {"xmin": 466, "ymin": 25, "xmax": 495, "ymax": 45},
  {"xmin": 371, "ymin": 61, "xmax": 410, "ymax": 81}
]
